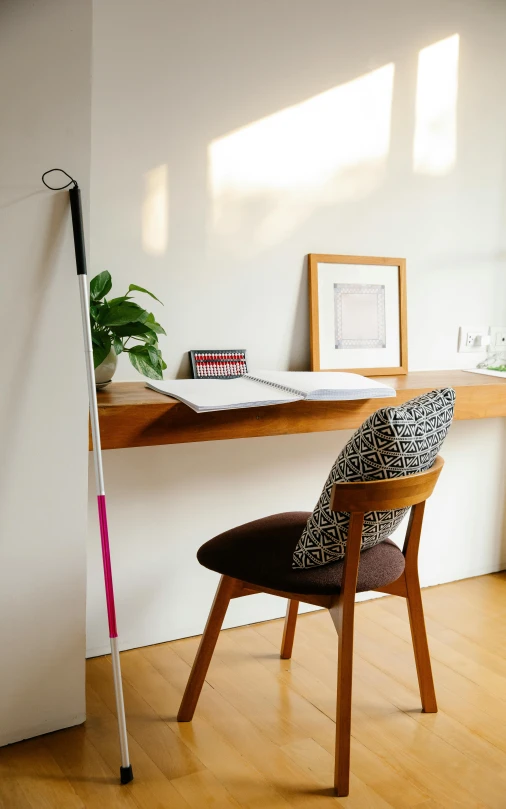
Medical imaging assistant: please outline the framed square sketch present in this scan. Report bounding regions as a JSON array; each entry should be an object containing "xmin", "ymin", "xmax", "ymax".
[{"xmin": 308, "ymin": 254, "xmax": 408, "ymax": 375}]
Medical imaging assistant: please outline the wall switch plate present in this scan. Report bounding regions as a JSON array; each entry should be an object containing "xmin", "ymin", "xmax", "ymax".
[
  {"xmin": 458, "ymin": 326, "xmax": 491, "ymax": 353},
  {"xmin": 489, "ymin": 326, "xmax": 506, "ymax": 350}
]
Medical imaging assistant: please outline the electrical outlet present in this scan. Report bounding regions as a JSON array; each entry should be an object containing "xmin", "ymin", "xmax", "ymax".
[
  {"xmin": 490, "ymin": 326, "xmax": 506, "ymax": 350},
  {"xmin": 458, "ymin": 326, "xmax": 490, "ymax": 353}
]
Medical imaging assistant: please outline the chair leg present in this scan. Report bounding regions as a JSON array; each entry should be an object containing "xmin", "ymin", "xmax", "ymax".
[
  {"xmin": 329, "ymin": 599, "xmax": 356, "ymax": 798},
  {"xmin": 177, "ymin": 575, "xmax": 238, "ymax": 722},
  {"xmin": 280, "ymin": 599, "xmax": 299, "ymax": 659},
  {"xmin": 405, "ymin": 576, "xmax": 437, "ymax": 713}
]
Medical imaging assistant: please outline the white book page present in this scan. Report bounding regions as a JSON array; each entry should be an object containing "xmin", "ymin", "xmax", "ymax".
[
  {"xmin": 146, "ymin": 377, "xmax": 301, "ymax": 411},
  {"xmin": 463, "ymin": 369, "xmax": 506, "ymax": 379},
  {"xmin": 247, "ymin": 370, "xmax": 395, "ymax": 397}
]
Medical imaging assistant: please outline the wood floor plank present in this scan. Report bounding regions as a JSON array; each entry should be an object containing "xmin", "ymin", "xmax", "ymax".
[
  {"xmin": 171, "ymin": 631, "xmax": 308, "ymax": 748},
  {"xmin": 135, "ymin": 645, "xmax": 359, "ymax": 809},
  {"xmin": 281, "ymin": 738, "xmax": 395, "ymax": 809},
  {"xmin": 84, "ymin": 684, "xmax": 193, "ymax": 809},
  {"xmin": 308, "ymin": 615, "xmax": 506, "ymax": 805},
  {"xmin": 256, "ymin": 613, "xmax": 506, "ymax": 803},
  {"xmin": 87, "ymin": 653, "xmax": 204, "ymax": 782},
  {"xmin": 0, "ymin": 738, "xmax": 84, "ymax": 809},
  {"xmin": 121, "ymin": 650, "xmax": 295, "ymax": 809},
  {"xmin": 171, "ymin": 770, "xmax": 242, "ymax": 808},
  {"xmin": 255, "ymin": 612, "xmax": 404, "ymax": 721},
  {"xmin": 3, "ymin": 573, "xmax": 506, "ymax": 808},
  {"xmin": 352, "ymin": 608, "xmax": 506, "ymax": 724},
  {"xmin": 259, "ymin": 612, "xmax": 495, "ymax": 807},
  {"xmin": 228, "ymin": 624, "xmax": 429, "ymax": 809},
  {"xmin": 402, "ymin": 579, "xmax": 506, "ymax": 650},
  {"xmin": 361, "ymin": 603, "xmax": 506, "ymax": 702},
  {"xmin": 42, "ymin": 725, "xmax": 139, "ymax": 809},
  {"xmin": 377, "ymin": 593, "xmax": 506, "ymax": 675},
  {"xmin": 152, "ymin": 632, "xmax": 422, "ymax": 809},
  {"xmin": 351, "ymin": 647, "xmax": 506, "ymax": 769},
  {"xmin": 363, "ymin": 602, "xmax": 506, "ymax": 728},
  {"xmin": 0, "ymin": 778, "xmax": 34, "ymax": 809}
]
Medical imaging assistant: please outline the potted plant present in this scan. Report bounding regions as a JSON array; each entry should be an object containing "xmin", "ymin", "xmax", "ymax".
[{"xmin": 90, "ymin": 271, "xmax": 167, "ymax": 387}]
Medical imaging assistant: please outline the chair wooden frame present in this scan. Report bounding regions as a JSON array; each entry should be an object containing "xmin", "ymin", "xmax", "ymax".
[{"xmin": 177, "ymin": 456, "xmax": 444, "ymax": 797}]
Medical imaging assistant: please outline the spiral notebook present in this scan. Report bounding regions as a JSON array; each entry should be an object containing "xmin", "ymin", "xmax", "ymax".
[{"xmin": 146, "ymin": 371, "xmax": 396, "ymax": 413}]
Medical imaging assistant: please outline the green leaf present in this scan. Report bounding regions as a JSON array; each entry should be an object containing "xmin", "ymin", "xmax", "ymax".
[
  {"xmin": 99, "ymin": 301, "xmax": 149, "ymax": 327},
  {"xmin": 146, "ymin": 345, "xmax": 161, "ymax": 366},
  {"xmin": 92, "ymin": 331, "xmax": 111, "ymax": 369},
  {"xmin": 128, "ymin": 345, "xmax": 163, "ymax": 380},
  {"xmin": 142, "ymin": 331, "xmax": 158, "ymax": 345},
  {"xmin": 130, "ymin": 343, "xmax": 161, "ymax": 364},
  {"xmin": 128, "ymin": 284, "xmax": 163, "ymax": 305},
  {"xmin": 112, "ymin": 336, "xmax": 123, "ymax": 355},
  {"xmin": 128, "ymin": 330, "xmax": 158, "ymax": 345},
  {"xmin": 107, "ymin": 295, "xmax": 132, "ymax": 307},
  {"xmin": 137, "ymin": 309, "xmax": 150, "ymax": 324},
  {"xmin": 90, "ymin": 271, "xmax": 112, "ymax": 301},
  {"xmin": 90, "ymin": 304, "xmax": 101, "ymax": 322},
  {"xmin": 145, "ymin": 313, "xmax": 166, "ymax": 335},
  {"xmin": 95, "ymin": 300, "xmax": 109, "ymax": 321},
  {"xmin": 148, "ymin": 345, "xmax": 167, "ymax": 371},
  {"xmin": 108, "ymin": 322, "xmax": 154, "ymax": 338}
]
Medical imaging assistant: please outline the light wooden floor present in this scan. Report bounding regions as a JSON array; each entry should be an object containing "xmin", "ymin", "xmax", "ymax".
[{"xmin": 2, "ymin": 573, "xmax": 506, "ymax": 809}]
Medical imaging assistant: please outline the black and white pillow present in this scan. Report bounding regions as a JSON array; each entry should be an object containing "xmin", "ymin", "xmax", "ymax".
[{"xmin": 292, "ymin": 388, "xmax": 455, "ymax": 569}]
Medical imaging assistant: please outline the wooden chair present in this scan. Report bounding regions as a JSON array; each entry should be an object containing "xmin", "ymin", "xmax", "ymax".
[{"xmin": 177, "ymin": 456, "xmax": 444, "ymax": 796}]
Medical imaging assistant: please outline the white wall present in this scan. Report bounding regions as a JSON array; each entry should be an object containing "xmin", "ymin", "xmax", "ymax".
[
  {"xmin": 0, "ymin": 1, "xmax": 91, "ymax": 742},
  {"xmin": 87, "ymin": 0, "xmax": 506, "ymax": 655}
]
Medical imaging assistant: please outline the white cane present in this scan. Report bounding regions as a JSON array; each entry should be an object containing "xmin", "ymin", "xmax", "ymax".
[{"xmin": 42, "ymin": 169, "xmax": 133, "ymax": 785}]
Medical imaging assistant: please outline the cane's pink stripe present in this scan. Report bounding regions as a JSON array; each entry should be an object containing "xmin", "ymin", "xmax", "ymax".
[{"xmin": 97, "ymin": 495, "xmax": 118, "ymax": 638}]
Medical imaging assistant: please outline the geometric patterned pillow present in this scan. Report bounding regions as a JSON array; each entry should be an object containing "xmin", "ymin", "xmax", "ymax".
[{"xmin": 292, "ymin": 388, "xmax": 455, "ymax": 569}]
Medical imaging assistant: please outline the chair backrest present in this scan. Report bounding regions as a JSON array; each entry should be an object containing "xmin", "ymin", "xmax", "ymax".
[
  {"xmin": 330, "ymin": 455, "xmax": 444, "ymax": 514},
  {"xmin": 328, "ymin": 456, "xmax": 444, "ymax": 601}
]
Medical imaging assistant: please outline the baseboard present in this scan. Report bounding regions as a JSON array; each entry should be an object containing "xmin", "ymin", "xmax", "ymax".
[
  {"xmin": 0, "ymin": 713, "xmax": 86, "ymax": 748},
  {"xmin": 86, "ymin": 563, "xmax": 506, "ymax": 658},
  {"xmin": 420, "ymin": 562, "xmax": 506, "ymax": 589},
  {"xmin": 87, "ymin": 643, "xmax": 114, "ymax": 658}
]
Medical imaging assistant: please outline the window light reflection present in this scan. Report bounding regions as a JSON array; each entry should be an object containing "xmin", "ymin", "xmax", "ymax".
[
  {"xmin": 142, "ymin": 164, "xmax": 169, "ymax": 256},
  {"xmin": 413, "ymin": 34, "xmax": 459, "ymax": 176},
  {"xmin": 208, "ymin": 64, "xmax": 395, "ymax": 254}
]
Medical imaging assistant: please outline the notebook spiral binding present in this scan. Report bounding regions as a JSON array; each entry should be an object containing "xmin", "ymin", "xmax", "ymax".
[{"xmin": 245, "ymin": 374, "xmax": 303, "ymax": 398}]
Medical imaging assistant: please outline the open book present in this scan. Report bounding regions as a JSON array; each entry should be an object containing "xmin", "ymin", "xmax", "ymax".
[{"xmin": 146, "ymin": 371, "xmax": 396, "ymax": 413}]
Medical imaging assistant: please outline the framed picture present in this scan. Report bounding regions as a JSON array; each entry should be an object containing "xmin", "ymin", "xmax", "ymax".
[{"xmin": 309, "ymin": 254, "xmax": 408, "ymax": 376}]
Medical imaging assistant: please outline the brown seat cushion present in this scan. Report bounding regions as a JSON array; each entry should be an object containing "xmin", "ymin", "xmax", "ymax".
[{"xmin": 197, "ymin": 512, "xmax": 405, "ymax": 596}]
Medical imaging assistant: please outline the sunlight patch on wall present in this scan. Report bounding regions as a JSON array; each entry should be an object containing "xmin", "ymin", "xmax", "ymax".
[
  {"xmin": 208, "ymin": 64, "xmax": 395, "ymax": 256},
  {"xmin": 142, "ymin": 164, "xmax": 169, "ymax": 256},
  {"xmin": 413, "ymin": 34, "xmax": 459, "ymax": 176}
]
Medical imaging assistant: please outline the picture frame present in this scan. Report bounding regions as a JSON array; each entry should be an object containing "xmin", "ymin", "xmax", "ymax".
[{"xmin": 309, "ymin": 254, "xmax": 408, "ymax": 376}]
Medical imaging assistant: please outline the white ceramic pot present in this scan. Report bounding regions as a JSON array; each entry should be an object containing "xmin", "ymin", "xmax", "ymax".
[{"xmin": 94, "ymin": 348, "xmax": 118, "ymax": 388}]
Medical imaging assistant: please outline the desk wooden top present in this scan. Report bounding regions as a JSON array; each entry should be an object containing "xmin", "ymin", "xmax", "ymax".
[{"xmin": 92, "ymin": 370, "xmax": 506, "ymax": 450}]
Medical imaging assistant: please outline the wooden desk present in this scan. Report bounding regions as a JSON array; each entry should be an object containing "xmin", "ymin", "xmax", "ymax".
[{"xmin": 92, "ymin": 371, "xmax": 506, "ymax": 451}]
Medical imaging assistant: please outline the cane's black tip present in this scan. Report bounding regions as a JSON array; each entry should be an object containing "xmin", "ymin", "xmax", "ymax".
[{"xmin": 120, "ymin": 765, "xmax": 133, "ymax": 784}]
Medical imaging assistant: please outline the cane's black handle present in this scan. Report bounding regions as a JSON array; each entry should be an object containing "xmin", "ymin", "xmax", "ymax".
[{"xmin": 69, "ymin": 185, "xmax": 87, "ymax": 275}]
